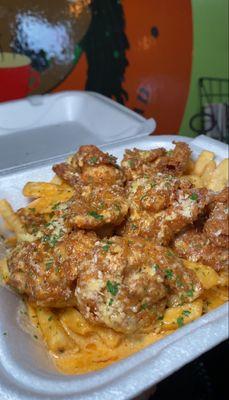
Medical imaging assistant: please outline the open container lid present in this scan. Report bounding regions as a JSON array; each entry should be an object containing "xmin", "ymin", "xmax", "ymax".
[
  {"xmin": 0, "ymin": 91, "xmax": 156, "ymax": 173},
  {"xmin": 0, "ymin": 92, "xmax": 228, "ymax": 400}
]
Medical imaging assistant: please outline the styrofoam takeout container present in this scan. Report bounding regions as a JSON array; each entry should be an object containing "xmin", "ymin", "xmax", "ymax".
[{"xmin": 0, "ymin": 92, "xmax": 228, "ymax": 400}]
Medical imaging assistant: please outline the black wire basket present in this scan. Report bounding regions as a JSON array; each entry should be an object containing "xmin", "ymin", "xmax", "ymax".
[{"xmin": 189, "ymin": 77, "xmax": 229, "ymax": 143}]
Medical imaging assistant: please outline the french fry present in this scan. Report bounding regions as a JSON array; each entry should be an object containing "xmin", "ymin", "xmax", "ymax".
[
  {"xmin": 184, "ymin": 260, "xmax": 219, "ymax": 289},
  {"xmin": 50, "ymin": 175, "xmax": 64, "ymax": 185},
  {"xmin": 163, "ymin": 299, "xmax": 203, "ymax": 330},
  {"xmin": 193, "ymin": 151, "xmax": 215, "ymax": 176},
  {"xmin": 207, "ymin": 159, "xmax": 229, "ymax": 191},
  {"xmin": 0, "ymin": 199, "xmax": 33, "ymax": 243},
  {"xmin": 23, "ymin": 182, "xmax": 73, "ymax": 198},
  {"xmin": 26, "ymin": 302, "xmax": 41, "ymax": 331},
  {"xmin": 0, "ymin": 258, "xmax": 10, "ymax": 285},
  {"xmin": 25, "ymin": 190, "xmax": 73, "ymax": 214},
  {"xmin": 201, "ymin": 160, "xmax": 216, "ymax": 187},
  {"xmin": 218, "ymin": 270, "xmax": 229, "ymax": 287},
  {"xmin": 36, "ymin": 308, "xmax": 77, "ymax": 353},
  {"xmin": 202, "ymin": 287, "xmax": 228, "ymax": 312},
  {"xmin": 96, "ymin": 326, "xmax": 122, "ymax": 349},
  {"xmin": 59, "ymin": 308, "xmax": 94, "ymax": 336},
  {"xmin": 185, "ymin": 175, "xmax": 203, "ymax": 188}
]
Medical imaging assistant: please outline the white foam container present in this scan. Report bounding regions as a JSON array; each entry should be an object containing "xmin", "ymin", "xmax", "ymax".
[{"xmin": 0, "ymin": 92, "xmax": 228, "ymax": 400}]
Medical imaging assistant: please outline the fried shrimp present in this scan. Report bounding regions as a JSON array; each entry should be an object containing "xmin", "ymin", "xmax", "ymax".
[
  {"xmin": 120, "ymin": 188, "xmax": 211, "ymax": 245},
  {"xmin": 7, "ymin": 231, "xmax": 97, "ymax": 307},
  {"xmin": 53, "ymin": 145, "xmax": 124, "ymax": 187},
  {"xmin": 173, "ymin": 228, "xmax": 229, "ymax": 272},
  {"xmin": 76, "ymin": 236, "xmax": 202, "ymax": 333},
  {"xmin": 63, "ymin": 184, "xmax": 128, "ymax": 230},
  {"xmin": 121, "ymin": 142, "xmax": 191, "ymax": 181},
  {"xmin": 127, "ymin": 173, "xmax": 192, "ymax": 217},
  {"xmin": 204, "ymin": 188, "xmax": 229, "ymax": 248}
]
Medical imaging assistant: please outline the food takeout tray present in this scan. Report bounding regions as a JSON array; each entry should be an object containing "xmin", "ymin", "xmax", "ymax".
[{"xmin": 0, "ymin": 92, "xmax": 228, "ymax": 400}]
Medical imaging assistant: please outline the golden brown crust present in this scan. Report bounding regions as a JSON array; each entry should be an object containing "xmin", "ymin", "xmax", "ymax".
[
  {"xmin": 53, "ymin": 145, "xmax": 124, "ymax": 187},
  {"xmin": 76, "ymin": 236, "xmax": 202, "ymax": 333},
  {"xmin": 7, "ymin": 231, "xmax": 97, "ymax": 307},
  {"xmin": 121, "ymin": 142, "xmax": 191, "ymax": 181},
  {"xmin": 204, "ymin": 188, "xmax": 229, "ymax": 248},
  {"xmin": 173, "ymin": 228, "xmax": 229, "ymax": 271}
]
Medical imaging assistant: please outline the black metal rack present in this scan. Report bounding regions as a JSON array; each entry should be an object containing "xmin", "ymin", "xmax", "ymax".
[{"xmin": 189, "ymin": 77, "xmax": 229, "ymax": 143}]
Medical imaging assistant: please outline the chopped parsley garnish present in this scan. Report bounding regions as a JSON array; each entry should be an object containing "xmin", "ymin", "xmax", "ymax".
[
  {"xmin": 55, "ymin": 266, "xmax": 60, "ymax": 273},
  {"xmin": 48, "ymin": 316, "xmax": 53, "ymax": 321},
  {"xmin": 150, "ymin": 182, "xmax": 156, "ymax": 188},
  {"xmin": 52, "ymin": 202, "xmax": 60, "ymax": 210},
  {"xmin": 165, "ymin": 269, "xmax": 174, "ymax": 280},
  {"xmin": 3, "ymin": 332, "xmax": 7, "ymax": 336},
  {"xmin": 176, "ymin": 278, "xmax": 184, "ymax": 288},
  {"xmin": 177, "ymin": 316, "xmax": 184, "ymax": 328},
  {"xmin": 98, "ymin": 202, "xmax": 105, "ymax": 209},
  {"xmin": 45, "ymin": 259, "xmax": 54, "ymax": 270},
  {"xmin": 106, "ymin": 280, "xmax": 119, "ymax": 296},
  {"xmin": 157, "ymin": 316, "xmax": 164, "ymax": 321},
  {"xmin": 29, "ymin": 208, "xmax": 36, "ymax": 212},
  {"xmin": 131, "ymin": 224, "xmax": 138, "ymax": 230},
  {"xmin": 186, "ymin": 288, "xmax": 194, "ymax": 297},
  {"xmin": 102, "ymin": 244, "xmax": 110, "ymax": 252},
  {"xmin": 140, "ymin": 303, "xmax": 148, "ymax": 310},
  {"xmin": 152, "ymin": 263, "xmax": 159, "ymax": 271},
  {"xmin": 166, "ymin": 250, "xmax": 174, "ymax": 257},
  {"xmin": 182, "ymin": 310, "xmax": 191, "ymax": 317},
  {"xmin": 140, "ymin": 194, "xmax": 147, "ymax": 201},
  {"xmin": 88, "ymin": 156, "xmax": 98, "ymax": 164},
  {"xmin": 87, "ymin": 211, "xmax": 104, "ymax": 220},
  {"xmin": 42, "ymin": 232, "xmax": 63, "ymax": 247},
  {"xmin": 33, "ymin": 335, "xmax": 38, "ymax": 339},
  {"xmin": 108, "ymin": 298, "xmax": 114, "ymax": 306},
  {"xmin": 189, "ymin": 193, "xmax": 198, "ymax": 201}
]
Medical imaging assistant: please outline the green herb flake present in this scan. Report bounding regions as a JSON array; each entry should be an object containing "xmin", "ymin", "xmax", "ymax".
[
  {"xmin": 108, "ymin": 298, "xmax": 114, "ymax": 306},
  {"xmin": 140, "ymin": 194, "xmax": 147, "ymax": 201},
  {"xmin": 33, "ymin": 334, "xmax": 38, "ymax": 339},
  {"xmin": 131, "ymin": 224, "xmax": 138, "ymax": 230},
  {"xmin": 87, "ymin": 211, "xmax": 104, "ymax": 220},
  {"xmin": 152, "ymin": 263, "xmax": 159, "ymax": 271},
  {"xmin": 166, "ymin": 250, "xmax": 174, "ymax": 257},
  {"xmin": 176, "ymin": 279, "xmax": 184, "ymax": 288},
  {"xmin": 52, "ymin": 202, "xmax": 61, "ymax": 210},
  {"xmin": 157, "ymin": 316, "xmax": 164, "ymax": 321},
  {"xmin": 165, "ymin": 269, "xmax": 174, "ymax": 279},
  {"xmin": 3, "ymin": 332, "xmax": 7, "ymax": 336},
  {"xmin": 186, "ymin": 289, "xmax": 194, "ymax": 297},
  {"xmin": 182, "ymin": 310, "xmax": 191, "ymax": 317},
  {"xmin": 102, "ymin": 244, "xmax": 110, "ymax": 252},
  {"xmin": 106, "ymin": 280, "xmax": 119, "ymax": 296},
  {"xmin": 55, "ymin": 266, "xmax": 60, "ymax": 273},
  {"xmin": 48, "ymin": 316, "xmax": 53, "ymax": 321},
  {"xmin": 98, "ymin": 202, "xmax": 105, "ymax": 210},
  {"xmin": 150, "ymin": 182, "xmax": 156, "ymax": 188},
  {"xmin": 29, "ymin": 208, "xmax": 36, "ymax": 212},
  {"xmin": 140, "ymin": 303, "xmax": 148, "ymax": 310},
  {"xmin": 177, "ymin": 316, "xmax": 184, "ymax": 328},
  {"xmin": 45, "ymin": 259, "xmax": 53, "ymax": 270},
  {"xmin": 88, "ymin": 156, "xmax": 98, "ymax": 164},
  {"xmin": 189, "ymin": 193, "xmax": 198, "ymax": 201}
]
